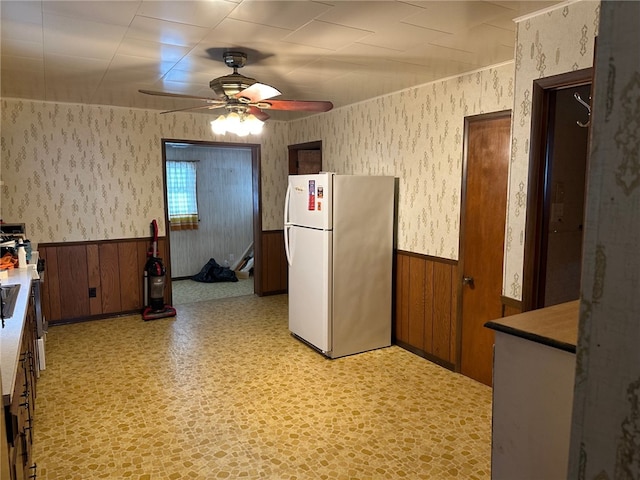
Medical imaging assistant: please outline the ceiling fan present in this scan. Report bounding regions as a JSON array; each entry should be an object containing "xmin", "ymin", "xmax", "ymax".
[{"xmin": 139, "ymin": 51, "xmax": 333, "ymax": 121}]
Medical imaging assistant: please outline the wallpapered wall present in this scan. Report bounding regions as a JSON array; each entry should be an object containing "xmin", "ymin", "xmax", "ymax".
[
  {"xmin": 504, "ymin": 0, "xmax": 600, "ymax": 301},
  {"xmin": 568, "ymin": 1, "xmax": 640, "ymax": 477},
  {"xmin": 0, "ymin": 0, "xmax": 601, "ymax": 302},
  {"xmin": 1, "ymin": 61, "xmax": 513, "ymax": 260},
  {"xmin": 0, "ymin": 101, "xmax": 289, "ymax": 243},
  {"xmin": 288, "ymin": 63, "xmax": 514, "ymax": 260}
]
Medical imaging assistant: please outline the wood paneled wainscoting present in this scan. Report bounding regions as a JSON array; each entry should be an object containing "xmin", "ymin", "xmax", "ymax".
[
  {"xmin": 258, "ymin": 230, "xmax": 288, "ymax": 296},
  {"xmin": 394, "ymin": 250, "xmax": 525, "ymax": 372},
  {"xmin": 394, "ymin": 251, "xmax": 459, "ymax": 370},
  {"xmin": 39, "ymin": 237, "xmax": 170, "ymax": 324},
  {"xmin": 501, "ymin": 296, "xmax": 523, "ymax": 318}
]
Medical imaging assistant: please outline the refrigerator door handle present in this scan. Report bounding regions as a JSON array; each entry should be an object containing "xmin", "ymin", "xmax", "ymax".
[
  {"xmin": 284, "ymin": 183, "xmax": 293, "ymax": 266},
  {"xmin": 284, "ymin": 225, "xmax": 292, "ymax": 266},
  {"xmin": 284, "ymin": 182, "xmax": 292, "ymax": 225}
]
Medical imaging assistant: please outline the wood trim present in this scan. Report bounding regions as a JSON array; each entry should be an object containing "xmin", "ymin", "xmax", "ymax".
[
  {"xmin": 501, "ymin": 295, "xmax": 523, "ymax": 310},
  {"xmin": 161, "ymin": 139, "xmax": 263, "ymax": 297},
  {"xmin": 288, "ymin": 140, "xmax": 322, "ymax": 175},
  {"xmin": 393, "ymin": 251, "xmax": 459, "ymax": 367},
  {"xmin": 38, "ymin": 237, "xmax": 159, "ymax": 248},
  {"xmin": 501, "ymin": 296, "xmax": 523, "ymax": 318},
  {"xmin": 395, "ymin": 339, "xmax": 455, "ymax": 371},
  {"xmin": 288, "ymin": 140, "xmax": 322, "ymax": 151},
  {"xmin": 396, "ymin": 249, "xmax": 458, "ymax": 265},
  {"xmin": 522, "ymin": 68, "xmax": 593, "ymax": 312},
  {"xmin": 252, "ymin": 145, "xmax": 264, "ymax": 296}
]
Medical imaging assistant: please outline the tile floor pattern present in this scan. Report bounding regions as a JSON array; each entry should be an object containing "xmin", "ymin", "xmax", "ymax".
[
  {"xmin": 33, "ymin": 294, "xmax": 492, "ymax": 479},
  {"xmin": 171, "ymin": 277, "xmax": 254, "ymax": 305}
]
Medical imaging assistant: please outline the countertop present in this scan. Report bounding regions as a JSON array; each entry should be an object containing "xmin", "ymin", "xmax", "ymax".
[
  {"xmin": 485, "ymin": 300, "xmax": 580, "ymax": 353},
  {"xmin": 1, "ymin": 267, "xmax": 40, "ymax": 406}
]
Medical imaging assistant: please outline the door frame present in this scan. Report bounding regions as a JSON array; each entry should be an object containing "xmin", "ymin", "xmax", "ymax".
[
  {"xmin": 161, "ymin": 139, "xmax": 264, "ymax": 298},
  {"xmin": 456, "ymin": 109, "xmax": 511, "ymax": 372},
  {"xmin": 521, "ymin": 68, "xmax": 592, "ymax": 311}
]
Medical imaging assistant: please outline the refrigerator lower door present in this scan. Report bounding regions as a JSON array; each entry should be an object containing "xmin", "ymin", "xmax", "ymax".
[{"xmin": 288, "ymin": 226, "xmax": 332, "ymax": 354}]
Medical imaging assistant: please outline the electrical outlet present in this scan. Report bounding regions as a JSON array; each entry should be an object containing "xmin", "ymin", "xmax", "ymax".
[{"xmin": 89, "ymin": 287, "xmax": 97, "ymax": 298}]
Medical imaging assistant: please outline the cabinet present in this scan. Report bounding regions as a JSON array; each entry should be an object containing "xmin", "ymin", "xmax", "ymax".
[
  {"xmin": 485, "ymin": 301, "xmax": 578, "ymax": 480},
  {"xmin": 5, "ymin": 283, "xmax": 38, "ymax": 480}
]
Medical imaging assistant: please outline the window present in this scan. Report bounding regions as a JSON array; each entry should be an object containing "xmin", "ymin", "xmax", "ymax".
[{"xmin": 166, "ymin": 160, "xmax": 199, "ymax": 231}]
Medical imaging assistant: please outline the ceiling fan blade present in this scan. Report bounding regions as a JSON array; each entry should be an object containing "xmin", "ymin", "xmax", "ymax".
[
  {"xmin": 160, "ymin": 104, "xmax": 225, "ymax": 115},
  {"xmin": 258, "ymin": 99, "xmax": 333, "ymax": 113},
  {"xmin": 138, "ymin": 89, "xmax": 221, "ymax": 103},
  {"xmin": 236, "ymin": 82, "xmax": 281, "ymax": 103},
  {"xmin": 247, "ymin": 106, "xmax": 270, "ymax": 122}
]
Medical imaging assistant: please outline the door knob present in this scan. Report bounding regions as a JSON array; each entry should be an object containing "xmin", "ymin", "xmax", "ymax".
[{"xmin": 462, "ymin": 276, "xmax": 474, "ymax": 287}]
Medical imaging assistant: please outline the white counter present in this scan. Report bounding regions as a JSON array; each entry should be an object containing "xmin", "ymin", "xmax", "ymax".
[{"xmin": 0, "ymin": 267, "xmax": 40, "ymax": 406}]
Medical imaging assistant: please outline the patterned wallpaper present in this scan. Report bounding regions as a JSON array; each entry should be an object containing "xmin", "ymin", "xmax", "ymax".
[
  {"xmin": 568, "ymin": 1, "xmax": 640, "ymax": 477},
  {"xmin": 0, "ymin": 0, "xmax": 600, "ymax": 294},
  {"xmin": 289, "ymin": 63, "xmax": 514, "ymax": 260},
  {"xmin": 0, "ymin": 101, "xmax": 289, "ymax": 244},
  {"xmin": 503, "ymin": 0, "xmax": 600, "ymax": 301}
]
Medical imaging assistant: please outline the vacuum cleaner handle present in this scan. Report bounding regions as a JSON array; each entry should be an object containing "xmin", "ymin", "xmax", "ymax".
[{"xmin": 150, "ymin": 219, "xmax": 159, "ymax": 257}]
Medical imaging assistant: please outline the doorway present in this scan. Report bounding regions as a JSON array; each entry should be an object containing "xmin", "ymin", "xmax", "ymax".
[
  {"xmin": 162, "ymin": 139, "xmax": 262, "ymax": 304},
  {"xmin": 459, "ymin": 111, "xmax": 511, "ymax": 386},
  {"xmin": 288, "ymin": 140, "xmax": 322, "ymax": 175},
  {"xmin": 523, "ymin": 69, "xmax": 593, "ymax": 311},
  {"xmin": 540, "ymin": 85, "xmax": 591, "ymax": 306}
]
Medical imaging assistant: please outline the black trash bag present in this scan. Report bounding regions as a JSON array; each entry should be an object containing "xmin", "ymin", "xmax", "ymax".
[{"xmin": 192, "ymin": 258, "xmax": 238, "ymax": 283}]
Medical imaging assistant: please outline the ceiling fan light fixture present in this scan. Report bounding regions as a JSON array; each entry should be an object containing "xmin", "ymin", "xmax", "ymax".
[{"xmin": 210, "ymin": 112, "xmax": 264, "ymax": 137}]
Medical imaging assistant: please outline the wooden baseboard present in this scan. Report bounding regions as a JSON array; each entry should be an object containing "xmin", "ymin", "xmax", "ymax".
[{"xmin": 395, "ymin": 340, "xmax": 455, "ymax": 371}]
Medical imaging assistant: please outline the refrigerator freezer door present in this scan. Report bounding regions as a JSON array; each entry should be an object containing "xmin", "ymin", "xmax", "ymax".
[
  {"xmin": 285, "ymin": 173, "xmax": 333, "ymax": 230},
  {"xmin": 288, "ymin": 226, "xmax": 332, "ymax": 353}
]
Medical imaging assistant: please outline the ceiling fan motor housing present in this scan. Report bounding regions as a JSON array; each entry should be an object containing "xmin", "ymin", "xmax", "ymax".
[
  {"xmin": 140, "ymin": 49, "xmax": 333, "ymax": 117},
  {"xmin": 209, "ymin": 73, "xmax": 257, "ymax": 98}
]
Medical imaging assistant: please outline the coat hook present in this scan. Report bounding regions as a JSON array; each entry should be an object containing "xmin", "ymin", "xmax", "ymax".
[{"xmin": 574, "ymin": 92, "xmax": 591, "ymax": 128}]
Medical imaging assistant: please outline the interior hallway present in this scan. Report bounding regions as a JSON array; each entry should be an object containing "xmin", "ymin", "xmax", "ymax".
[{"xmin": 33, "ymin": 294, "xmax": 492, "ymax": 479}]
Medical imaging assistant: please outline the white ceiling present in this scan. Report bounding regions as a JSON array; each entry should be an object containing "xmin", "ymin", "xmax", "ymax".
[{"xmin": 0, "ymin": 0, "xmax": 562, "ymax": 120}]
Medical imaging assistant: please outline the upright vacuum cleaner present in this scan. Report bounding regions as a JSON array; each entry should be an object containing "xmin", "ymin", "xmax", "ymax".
[{"xmin": 142, "ymin": 219, "xmax": 176, "ymax": 321}]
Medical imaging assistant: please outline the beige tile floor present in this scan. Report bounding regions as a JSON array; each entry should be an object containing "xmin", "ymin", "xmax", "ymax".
[
  {"xmin": 171, "ymin": 277, "xmax": 254, "ymax": 305},
  {"xmin": 33, "ymin": 294, "xmax": 492, "ymax": 479}
]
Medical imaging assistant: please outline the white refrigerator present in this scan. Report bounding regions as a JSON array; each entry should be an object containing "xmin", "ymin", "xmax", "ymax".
[{"xmin": 284, "ymin": 172, "xmax": 395, "ymax": 358}]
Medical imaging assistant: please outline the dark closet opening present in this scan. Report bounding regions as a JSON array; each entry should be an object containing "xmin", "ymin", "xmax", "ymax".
[{"xmin": 523, "ymin": 68, "xmax": 593, "ymax": 310}]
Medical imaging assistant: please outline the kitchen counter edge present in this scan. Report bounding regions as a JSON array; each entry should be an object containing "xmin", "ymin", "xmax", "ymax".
[
  {"xmin": 1, "ymin": 268, "xmax": 40, "ymax": 406},
  {"xmin": 485, "ymin": 300, "xmax": 579, "ymax": 354}
]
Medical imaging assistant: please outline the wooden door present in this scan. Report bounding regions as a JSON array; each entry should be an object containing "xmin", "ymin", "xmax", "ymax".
[{"xmin": 460, "ymin": 113, "xmax": 511, "ymax": 386}]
